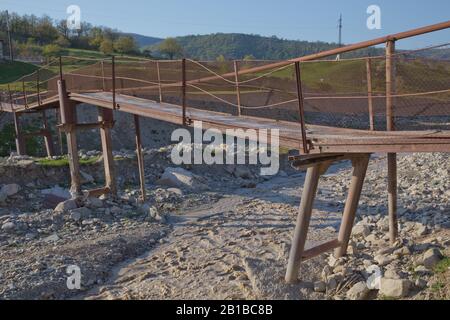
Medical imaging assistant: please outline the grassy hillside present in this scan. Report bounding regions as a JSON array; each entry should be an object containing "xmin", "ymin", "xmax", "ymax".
[{"xmin": 0, "ymin": 60, "xmax": 39, "ymax": 84}]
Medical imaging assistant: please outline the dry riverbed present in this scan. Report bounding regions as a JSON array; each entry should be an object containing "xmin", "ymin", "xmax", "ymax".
[{"xmin": 0, "ymin": 150, "xmax": 449, "ymax": 300}]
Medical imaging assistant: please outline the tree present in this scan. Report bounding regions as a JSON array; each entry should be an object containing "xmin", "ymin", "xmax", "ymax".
[
  {"xmin": 216, "ymin": 54, "xmax": 228, "ymax": 74},
  {"xmin": 114, "ymin": 36, "xmax": 137, "ymax": 54},
  {"xmin": 158, "ymin": 38, "xmax": 183, "ymax": 60},
  {"xmin": 54, "ymin": 35, "xmax": 70, "ymax": 48},
  {"xmin": 42, "ymin": 44, "xmax": 62, "ymax": 59},
  {"xmin": 100, "ymin": 39, "xmax": 114, "ymax": 55}
]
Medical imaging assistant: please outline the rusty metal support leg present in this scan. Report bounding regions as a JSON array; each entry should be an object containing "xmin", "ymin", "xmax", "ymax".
[
  {"xmin": 13, "ymin": 112, "xmax": 26, "ymax": 155},
  {"xmin": 386, "ymin": 40, "xmax": 398, "ymax": 245},
  {"xmin": 134, "ymin": 114, "xmax": 146, "ymax": 202},
  {"xmin": 58, "ymin": 79, "xmax": 82, "ymax": 197},
  {"xmin": 285, "ymin": 164, "xmax": 325, "ymax": 283},
  {"xmin": 41, "ymin": 110, "xmax": 55, "ymax": 157},
  {"xmin": 334, "ymin": 154, "xmax": 370, "ymax": 258},
  {"xmin": 388, "ymin": 153, "xmax": 398, "ymax": 245},
  {"xmin": 98, "ymin": 107, "xmax": 117, "ymax": 198}
]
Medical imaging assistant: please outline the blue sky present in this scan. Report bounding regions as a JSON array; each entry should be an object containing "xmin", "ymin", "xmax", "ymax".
[{"xmin": 1, "ymin": 0, "xmax": 449, "ymax": 48}]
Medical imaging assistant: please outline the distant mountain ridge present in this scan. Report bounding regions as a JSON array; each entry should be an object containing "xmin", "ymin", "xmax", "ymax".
[
  {"xmin": 133, "ymin": 32, "xmax": 449, "ymax": 61},
  {"xmin": 122, "ymin": 33, "xmax": 163, "ymax": 48},
  {"xmin": 141, "ymin": 33, "xmax": 384, "ymax": 60}
]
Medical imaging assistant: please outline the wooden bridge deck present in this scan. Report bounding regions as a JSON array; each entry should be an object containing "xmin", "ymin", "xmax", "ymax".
[{"xmin": 3, "ymin": 91, "xmax": 450, "ymax": 153}]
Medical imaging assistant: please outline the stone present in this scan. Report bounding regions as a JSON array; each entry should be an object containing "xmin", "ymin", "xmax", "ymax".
[
  {"xmin": 80, "ymin": 171, "xmax": 95, "ymax": 184},
  {"xmin": 167, "ymin": 188, "xmax": 183, "ymax": 196},
  {"xmin": 346, "ymin": 281, "xmax": 370, "ymax": 300},
  {"xmin": 1, "ymin": 222, "xmax": 16, "ymax": 232},
  {"xmin": 1, "ymin": 184, "xmax": 21, "ymax": 197},
  {"xmin": 110, "ymin": 206, "xmax": 122, "ymax": 215},
  {"xmin": 233, "ymin": 166, "xmax": 253, "ymax": 180},
  {"xmin": 379, "ymin": 278, "xmax": 411, "ymax": 298},
  {"xmin": 86, "ymin": 197, "xmax": 104, "ymax": 208},
  {"xmin": 374, "ymin": 254, "xmax": 395, "ymax": 267},
  {"xmin": 54, "ymin": 199, "xmax": 78, "ymax": 212},
  {"xmin": 353, "ymin": 224, "xmax": 371, "ymax": 237},
  {"xmin": 415, "ymin": 278, "xmax": 427, "ymax": 289},
  {"xmin": 43, "ymin": 234, "xmax": 60, "ymax": 242},
  {"xmin": 418, "ymin": 248, "xmax": 443, "ymax": 269},
  {"xmin": 314, "ymin": 281, "xmax": 326, "ymax": 293},
  {"xmin": 41, "ymin": 186, "xmax": 71, "ymax": 199},
  {"xmin": 156, "ymin": 167, "xmax": 208, "ymax": 191},
  {"xmin": 69, "ymin": 207, "xmax": 91, "ymax": 222},
  {"xmin": 415, "ymin": 223, "xmax": 428, "ymax": 236}
]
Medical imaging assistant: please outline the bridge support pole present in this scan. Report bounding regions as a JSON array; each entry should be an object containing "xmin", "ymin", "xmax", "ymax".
[
  {"xmin": 386, "ymin": 40, "xmax": 398, "ymax": 245},
  {"xmin": 41, "ymin": 110, "xmax": 55, "ymax": 158},
  {"xmin": 285, "ymin": 162, "xmax": 328, "ymax": 283},
  {"xmin": 334, "ymin": 154, "xmax": 370, "ymax": 258},
  {"xmin": 134, "ymin": 115, "xmax": 146, "ymax": 202},
  {"xmin": 13, "ymin": 112, "xmax": 26, "ymax": 156},
  {"xmin": 98, "ymin": 107, "xmax": 117, "ymax": 198},
  {"xmin": 58, "ymin": 79, "xmax": 82, "ymax": 197},
  {"xmin": 285, "ymin": 154, "xmax": 370, "ymax": 283}
]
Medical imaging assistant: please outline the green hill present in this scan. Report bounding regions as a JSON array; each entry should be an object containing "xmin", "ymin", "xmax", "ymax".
[
  {"xmin": 0, "ymin": 60, "xmax": 39, "ymax": 84},
  {"xmin": 145, "ymin": 33, "xmax": 384, "ymax": 60}
]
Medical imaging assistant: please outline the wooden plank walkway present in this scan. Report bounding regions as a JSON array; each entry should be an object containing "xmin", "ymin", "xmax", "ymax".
[{"xmin": 3, "ymin": 91, "xmax": 450, "ymax": 153}]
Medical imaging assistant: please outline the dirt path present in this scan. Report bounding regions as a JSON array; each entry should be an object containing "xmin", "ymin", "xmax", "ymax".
[{"xmin": 84, "ymin": 164, "xmax": 354, "ymax": 300}]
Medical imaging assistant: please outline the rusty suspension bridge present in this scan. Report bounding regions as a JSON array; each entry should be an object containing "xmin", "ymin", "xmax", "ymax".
[{"xmin": 1, "ymin": 21, "xmax": 450, "ymax": 283}]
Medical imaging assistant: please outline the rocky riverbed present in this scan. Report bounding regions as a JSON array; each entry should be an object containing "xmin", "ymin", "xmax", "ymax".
[{"xmin": 0, "ymin": 149, "xmax": 449, "ymax": 300}]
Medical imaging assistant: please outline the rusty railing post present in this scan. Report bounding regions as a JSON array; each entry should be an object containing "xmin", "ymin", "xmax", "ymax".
[
  {"xmin": 134, "ymin": 114, "xmax": 146, "ymax": 202},
  {"xmin": 234, "ymin": 60, "xmax": 242, "ymax": 116},
  {"xmin": 386, "ymin": 39, "xmax": 398, "ymax": 245},
  {"xmin": 156, "ymin": 61, "xmax": 163, "ymax": 103},
  {"xmin": 101, "ymin": 60, "xmax": 106, "ymax": 91},
  {"xmin": 22, "ymin": 80, "xmax": 28, "ymax": 108},
  {"xmin": 112, "ymin": 55, "xmax": 117, "ymax": 109},
  {"xmin": 366, "ymin": 57, "xmax": 374, "ymax": 130},
  {"xmin": 37, "ymin": 69, "xmax": 41, "ymax": 106},
  {"xmin": 8, "ymin": 84, "xmax": 14, "ymax": 111},
  {"xmin": 294, "ymin": 62, "xmax": 308, "ymax": 154},
  {"xmin": 181, "ymin": 58, "xmax": 187, "ymax": 125}
]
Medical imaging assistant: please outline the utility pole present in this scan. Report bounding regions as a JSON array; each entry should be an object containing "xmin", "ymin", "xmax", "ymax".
[
  {"xmin": 5, "ymin": 10, "xmax": 14, "ymax": 61},
  {"xmin": 336, "ymin": 14, "xmax": 342, "ymax": 61}
]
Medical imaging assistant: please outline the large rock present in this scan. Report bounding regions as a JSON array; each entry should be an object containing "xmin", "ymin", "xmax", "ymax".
[
  {"xmin": 156, "ymin": 167, "xmax": 208, "ymax": 191},
  {"xmin": 41, "ymin": 186, "xmax": 71, "ymax": 199},
  {"xmin": 379, "ymin": 278, "xmax": 411, "ymax": 298},
  {"xmin": 1, "ymin": 222, "xmax": 16, "ymax": 232},
  {"xmin": 1, "ymin": 184, "xmax": 21, "ymax": 197},
  {"xmin": 418, "ymin": 248, "xmax": 443, "ymax": 269},
  {"xmin": 352, "ymin": 224, "xmax": 371, "ymax": 237},
  {"xmin": 69, "ymin": 207, "xmax": 92, "ymax": 222},
  {"xmin": 54, "ymin": 199, "xmax": 78, "ymax": 212},
  {"xmin": 346, "ymin": 281, "xmax": 371, "ymax": 300}
]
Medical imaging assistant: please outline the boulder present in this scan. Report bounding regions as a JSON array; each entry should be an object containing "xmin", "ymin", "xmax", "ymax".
[
  {"xmin": 69, "ymin": 207, "xmax": 92, "ymax": 221},
  {"xmin": 156, "ymin": 167, "xmax": 208, "ymax": 191},
  {"xmin": 379, "ymin": 278, "xmax": 411, "ymax": 298},
  {"xmin": 54, "ymin": 199, "xmax": 78, "ymax": 212},
  {"xmin": 418, "ymin": 248, "xmax": 443, "ymax": 269},
  {"xmin": 1, "ymin": 222, "xmax": 16, "ymax": 232},
  {"xmin": 346, "ymin": 281, "xmax": 371, "ymax": 300},
  {"xmin": 0, "ymin": 184, "xmax": 21, "ymax": 197}
]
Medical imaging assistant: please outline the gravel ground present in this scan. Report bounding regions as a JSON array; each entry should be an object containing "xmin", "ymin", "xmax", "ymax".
[{"xmin": 0, "ymin": 151, "xmax": 449, "ymax": 300}]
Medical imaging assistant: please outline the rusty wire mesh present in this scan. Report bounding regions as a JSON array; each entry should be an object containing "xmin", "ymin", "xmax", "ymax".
[{"xmin": 2, "ymin": 42, "xmax": 449, "ymax": 132}]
